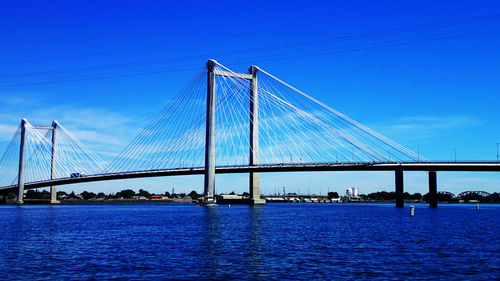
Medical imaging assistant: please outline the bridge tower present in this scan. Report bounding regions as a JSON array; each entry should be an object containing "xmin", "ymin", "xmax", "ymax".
[
  {"xmin": 204, "ymin": 60, "xmax": 265, "ymax": 204},
  {"xmin": 16, "ymin": 119, "xmax": 27, "ymax": 204},
  {"xmin": 249, "ymin": 65, "xmax": 265, "ymax": 205},
  {"xmin": 204, "ymin": 60, "xmax": 216, "ymax": 201},
  {"xmin": 50, "ymin": 121, "xmax": 59, "ymax": 204},
  {"xmin": 16, "ymin": 119, "xmax": 59, "ymax": 204}
]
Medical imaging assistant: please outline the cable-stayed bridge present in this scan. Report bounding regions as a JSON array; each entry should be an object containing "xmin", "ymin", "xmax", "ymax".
[{"xmin": 0, "ymin": 60, "xmax": 498, "ymax": 206}]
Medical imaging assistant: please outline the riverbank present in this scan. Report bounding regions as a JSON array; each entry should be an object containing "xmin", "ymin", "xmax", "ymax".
[
  {"xmin": 2, "ymin": 198, "xmax": 195, "ymax": 204},
  {"xmin": 2, "ymin": 198, "xmax": 496, "ymax": 204}
]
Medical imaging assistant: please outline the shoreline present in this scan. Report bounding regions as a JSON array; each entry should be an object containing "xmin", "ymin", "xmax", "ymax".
[
  {"xmin": 1, "ymin": 199, "xmax": 496, "ymax": 205},
  {"xmin": 2, "ymin": 198, "xmax": 195, "ymax": 204}
]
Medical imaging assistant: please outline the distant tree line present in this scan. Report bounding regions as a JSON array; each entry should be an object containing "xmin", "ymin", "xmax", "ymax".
[
  {"xmin": 18, "ymin": 189, "xmax": 500, "ymax": 203},
  {"xmin": 21, "ymin": 188, "xmax": 202, "ymax": 201},
  {"xmin": 24, "ymin": 189, "xmax": 50, "ymax": 199},
  {"xmin": 359, "ymin": 191, "xmax": 423, "ymax": 201}
]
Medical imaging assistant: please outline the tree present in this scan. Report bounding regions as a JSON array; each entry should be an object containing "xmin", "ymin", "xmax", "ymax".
[
  {"xmin": 367, "ymin": 191, "xmax": 394, "ymax": 200},
  {"xmin": 403, "ymin": 192, "xmax": 411, "ymax": 200},
  {"xmin": 188, "ymin": 190, "xmax": 200, "ymax": 199},
  {"xmin": 97, "ymin": 192, "xmax": 106, "ymax": 199},
  {"xmin": 164, "ymin": 191, "xmax": 171, "ymax": 198},
  {"xmin": 423, "ymin": 192, "xmax": 455, "ymax": 202},
  {"xmin": 116, "ymin": 189, "xmax": 135, "ymax": 199},
  {"xmin": 328, "ymin": 192, "xmax": 339, "ymax": 199},
  {"xmin": 437, "ymin": 192, "xmax": 454, "ymax": 202},
  {"xmin": 80, "ymin": 191, "xmax": 96, "ymax": 200},
  {"xmin": 26, "ymin": 189, "xmax": 49, "ymax": 199},
  {"xmin": 410, "ymin": 193, "xmax": 422, "ymax": 200},
  {"xmin": 487, "ymin": 192, "xmax": 499, "ymax": 203},
  {"xmin": 57, "ymin": 191, "xmax": 68, "ymax": 199},
  {"xmin": 68, "ymin": 191, "xmax": 77, "ymax": 199},
  {"xmin": 137, "ymin": 189, "xmax": 151, "ymax": 197}
]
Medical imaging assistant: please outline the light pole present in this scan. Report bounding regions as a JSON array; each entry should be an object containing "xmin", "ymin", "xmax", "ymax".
[
  {"xmin": 497, "ymin": 143, "xmax": 499, "ymax": 162},
  {"xmin": 453, "ymin": 147, "xmax": 456, "ymax": 162}
]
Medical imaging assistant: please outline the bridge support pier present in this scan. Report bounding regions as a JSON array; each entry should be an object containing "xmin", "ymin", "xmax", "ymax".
[
  {"xmin": 428, "ymin": 171, "xmax": 437, "ymax": 208},
  {"xmin": 17, "ymin": 119, "xmax": 27, "ymax": 205},
  {"xmin": 395, "ymin": 169, "xmax": 404, "ymax": 207}
]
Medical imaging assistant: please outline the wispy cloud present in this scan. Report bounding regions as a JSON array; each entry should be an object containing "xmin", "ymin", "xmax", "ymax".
[
  {"xmin": 396, "ymin": 116, "xmax": 479, "ymax": 129},
  {"xmin": 0, "ymin": 123, "xmax": 18, "ymax": 141},
  {"xmin": 0, "ymin": 91, "xmax": 45, "ymax": 107},
  {"xmin": 373, "ymin": 115, "xmax": 480, "ymax": 140},
  {"xmin": 70, "ymin": 129, "xmax": 128, "ymax": 147}
]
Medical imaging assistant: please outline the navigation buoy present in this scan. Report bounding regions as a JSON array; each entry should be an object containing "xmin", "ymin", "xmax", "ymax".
[
  {"xmin": 476, "ymin": 204, "xmax": 479, "ymax": 210},
  {"xmin": 410, "ymin": 205, "xmax": 415, "ymax": 217}
]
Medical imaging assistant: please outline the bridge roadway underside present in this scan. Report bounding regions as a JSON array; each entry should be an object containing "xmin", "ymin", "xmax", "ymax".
[{"xmin": 0, "ymin": 162, "xmax": 498, "ymax": 195}]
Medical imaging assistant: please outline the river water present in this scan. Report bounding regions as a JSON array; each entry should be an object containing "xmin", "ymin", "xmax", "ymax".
[{"xmin": 0, "ymin": 203, "xmax": 499, "ymax": 280}]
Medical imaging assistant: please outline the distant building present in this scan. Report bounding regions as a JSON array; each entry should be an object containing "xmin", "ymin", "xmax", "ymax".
[
  {"xmin": 150, "ymin": 195, "xmax": 167, "ymax": 200},
  {"xmin": 346, "ymin": 187, "xmax": 361, "ymax": 201},
  {"xmin": 215, "ymin": 194, "xmax": 249, "ymax": 204},
  {"xmin": 218, "ymin": 194, "xmax": 242, "ymax": 200},
  {"xmin": 330, "ymin": 197, "xmax": 341, "ymax": 203},
  {"xmin": 346, "ymin": 187, "xmax": 359, "ymax": 198}
]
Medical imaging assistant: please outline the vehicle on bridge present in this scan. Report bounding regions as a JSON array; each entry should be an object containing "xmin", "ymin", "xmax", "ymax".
[{"xmin": 70, "ymin": 173, "xmax": 85, "ymax": 178}]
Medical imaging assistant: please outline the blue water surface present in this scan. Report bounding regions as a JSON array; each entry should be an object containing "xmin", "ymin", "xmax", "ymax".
[{"xmin": 0, "ymin": 203, "xmax": 499, "ymax": 280}]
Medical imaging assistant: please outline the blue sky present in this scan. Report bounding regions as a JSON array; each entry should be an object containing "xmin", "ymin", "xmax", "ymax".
[{"xmin": 0, "ymin": 0, "xmax": 499, "ymax": 195}]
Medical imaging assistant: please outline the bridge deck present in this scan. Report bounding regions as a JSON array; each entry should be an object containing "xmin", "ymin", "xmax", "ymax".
[{"xmin": 1, "ymin": 162, "xmax": 499, "ymax": 193}]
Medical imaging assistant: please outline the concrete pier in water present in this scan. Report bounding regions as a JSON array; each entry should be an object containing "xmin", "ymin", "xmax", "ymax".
[
  {"xmin": 395, "ymin": 169, "xmax": 404, "ymax": 207},
  {"xmin": 428, "ymin": 171, "xmax": 438, "ymax": 208}
]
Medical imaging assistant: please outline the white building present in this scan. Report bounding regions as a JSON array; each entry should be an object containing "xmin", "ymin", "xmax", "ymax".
[{"xmin": 346, "ymin": 187, "xmax": 360, "ymax": 198}]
